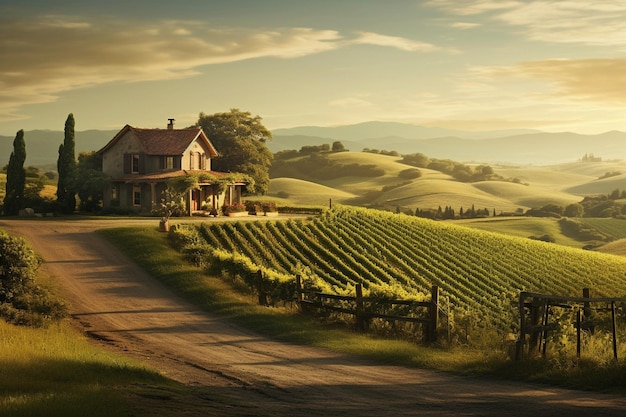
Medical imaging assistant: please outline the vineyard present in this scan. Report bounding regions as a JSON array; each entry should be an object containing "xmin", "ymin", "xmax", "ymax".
[{"xmin": 176, "ymin": 206, "xmax": 626, "ymax": 329}]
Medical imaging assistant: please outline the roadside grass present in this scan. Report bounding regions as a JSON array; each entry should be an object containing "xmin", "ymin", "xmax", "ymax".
[
  {"xmin": 99, "ymin": 226, "xmax": 626, "ymax": 393},
  {"xmin": 0, "ymin": 319, "xmax": 176, "ymax": 417}
]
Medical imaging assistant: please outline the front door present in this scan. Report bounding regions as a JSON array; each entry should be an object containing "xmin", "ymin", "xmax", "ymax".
[{"xmin": 192, "ymin": 189, "xmax": 201, "ymax": 211}]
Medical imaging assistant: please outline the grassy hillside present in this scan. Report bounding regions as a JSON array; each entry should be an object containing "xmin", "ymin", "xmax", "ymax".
[
  {"xmin": 452, "ymin": 217, "xmax": 584, "ymax": 247},
  {"xmin": 472, "ymin": 181, "xmax": 579, "ymax": 208},
  {"xmin": 269, "ymin": 151, "xmax": 626, "ymax": 213},
  {"xmin": 268, "ymin": 178, "xmax": 355, "ymax": 206},
  {"xmin": 194, "ymin": 206, "xmax": 626, "ymax": 329},
  {"xmin": 453, "ymin": 217, "xmax": 626, "ymax": 252}
]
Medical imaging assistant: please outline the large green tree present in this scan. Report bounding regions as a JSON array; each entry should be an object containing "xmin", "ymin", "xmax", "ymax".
[
  {"xmin": 196, "ymin": 109, "xmax": 273, "ymax": 194},
  {"xmin": 4, "ymin": 130, "xmax": 26, "ymax": 216},
  {"xmin": 56, "ymin": 113, "xmax": 77, "ymax": 213}
]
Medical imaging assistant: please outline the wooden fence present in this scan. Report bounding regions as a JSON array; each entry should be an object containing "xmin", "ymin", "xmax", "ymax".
[
  {"xmin": 516, "ymin": 289, "xmax": 626, "ymax": 360},
  {"xmin": 295, "ymin": 275, "xmax": 440, "ymax": 343}
]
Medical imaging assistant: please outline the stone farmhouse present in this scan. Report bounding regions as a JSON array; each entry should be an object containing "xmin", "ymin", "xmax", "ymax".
[{"xmin": 97, "ymin": 119, "xmax": 245, "ymax": 215}]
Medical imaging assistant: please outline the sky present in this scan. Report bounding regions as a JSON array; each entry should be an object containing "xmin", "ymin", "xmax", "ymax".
[{"xmin": 2, "ymin": 0, "xmax": 626, "ymax": 136}]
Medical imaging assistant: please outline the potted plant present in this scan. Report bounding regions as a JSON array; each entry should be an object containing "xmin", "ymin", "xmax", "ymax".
[
  {"xmin": 155, "ymin": 186, "xmax": 185, "ymax": 231},
  {"xmin": 262, "ymin": 202, "xmax": 279, "ymax": 216},
  {"xmin": 222, "ymin": 202, "xmax": 248, "ymax": 217}
]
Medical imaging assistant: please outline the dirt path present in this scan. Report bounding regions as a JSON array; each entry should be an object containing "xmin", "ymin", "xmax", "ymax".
[{"xmin": 2, "ymin": 217, "xmax": 626, "ymax": 416}]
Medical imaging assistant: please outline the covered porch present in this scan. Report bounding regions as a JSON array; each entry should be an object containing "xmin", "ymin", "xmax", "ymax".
[{"xmin": 105, "ymin": 170, "xmax": 246, "ymax": 216}]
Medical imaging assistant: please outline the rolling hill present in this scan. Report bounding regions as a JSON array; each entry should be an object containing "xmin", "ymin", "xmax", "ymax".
[{"xmin": 269, "ymin": 150, "xmax": 625, "ymax": 215}]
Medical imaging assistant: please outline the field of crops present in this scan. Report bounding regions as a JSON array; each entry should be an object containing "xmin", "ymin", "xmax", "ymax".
[
  {"xmin": 581, "ymin": 218, "xmax": 626, "ymax": 240},
  {"xmin": 193, "ymin": 206, "xmax": 626, "ymax": 327}
]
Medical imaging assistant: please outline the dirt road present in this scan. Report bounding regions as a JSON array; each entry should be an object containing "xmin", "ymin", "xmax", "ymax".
[{"xmin": 2, "ymin": 217, "xmax": 626, "ymax": 416}]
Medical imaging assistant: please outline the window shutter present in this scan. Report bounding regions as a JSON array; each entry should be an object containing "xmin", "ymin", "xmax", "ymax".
[
  {"xmin": 123, "ymin": 154, "xmax": 131, "ymax": 174},
  {"xmin": 139, "ymin": 154, "xmax": 146, "ymax": 174},
  {"xmin": 159, "ymin": 156, "xmax": 164, "ymax": 170},
  {"xmin": 175, "ymin": 156, "xmax": 181, "ymax": 169}
]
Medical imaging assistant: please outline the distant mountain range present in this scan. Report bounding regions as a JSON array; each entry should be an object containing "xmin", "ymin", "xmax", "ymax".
[
  {"xmin": 2, "ymin": 121, "xmax": 626, "ymax": 168},
  {"xmin": 0, "ymin": 129, "xmax": 119, "ymax": 169},
  {"xmin": 271, "ymin": 122, "xmax": 626, "ymax": 165}
]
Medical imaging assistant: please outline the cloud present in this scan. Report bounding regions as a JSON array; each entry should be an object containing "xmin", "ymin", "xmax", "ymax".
[
  {"xmin": 0, "ymin": 14, "xmax": 444, "ymax": 122},
  {"xmin": 351, "ymin": 32, "xmax": 440, "ymax": 52},
  {"xmin": 426, "ymin": 0, "xmax": 521, "ymax": 15},
  {"xmin": 428, "ymin": 0, "xmax": 626, "ymax": 47},
  {"xmin": 478, "ymin": 58, "xmax": 626, "ymax": 105},
  {"xmin": 450, "ymin": 22, "xmax": 481, "ymax": 29}
]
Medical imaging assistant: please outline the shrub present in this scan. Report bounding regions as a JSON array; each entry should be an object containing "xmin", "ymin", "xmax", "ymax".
[
  {"xmin": 528, "ymin": 234, "xmax": 555, "ymax": 243},
  {"xmin": 0, "ymin": 232, "xmax": 41, "ymax": 304},
  {"xmin": 168, "ymin": 224, "xmax": 203, "ymax": 250},
  {"xmin": 0, "ymin": 231, "xmax": 65, "ymax": 325},
  {"xmin": 398, "ymin": 168, "xmax": 421, "ymax": 180}
]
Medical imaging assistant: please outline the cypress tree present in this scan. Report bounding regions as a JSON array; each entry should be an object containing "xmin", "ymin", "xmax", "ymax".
[
  {"xmin": 4, "ymin": 130, "xmax": 26, "ymax": 216},
  {"xmin": 56, "ymin": 114, "xmax": 77, "ymax": 213}
]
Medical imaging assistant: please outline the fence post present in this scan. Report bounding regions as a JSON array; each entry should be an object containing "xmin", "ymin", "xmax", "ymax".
[
  {"xmin": 516, "ymin": 292, "xmax": 526, "ymax": 360},
  {"xmin": 583, "ymin": 287, "xmax": 595, "ymax": 334},
  {"xmin": 427, "ymin": 285, "xmax": 439, "ymax": 344},
  {"xmin": 528, "ymin": 297, "xmax": 543, "ymax": 352},
  {"xmin": 295, "ymin": 274, "xmax": 303, "ymax": 306},
  {"xmin": 541, "ymin": 302, "xmax": 550, "ymax": 357},
  {"xmin": 576, "ymin": 308, "xmax": 582, "ymax": 359},
  {"xmin": 257, "ymin": 270, "xmax": 268, "ymax": 306},
  {"xmin": 355, "ymin": 283, "xmax": 366, "ymax": 332},
  {"xmin": 611, "ymin": 301, "xmax": 618, "ymax": 361}
]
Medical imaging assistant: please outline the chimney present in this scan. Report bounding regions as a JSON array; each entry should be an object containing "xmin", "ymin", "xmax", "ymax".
[{"xmin": 167, "ymin": 118, "xmax": 175, "ymax": 130}]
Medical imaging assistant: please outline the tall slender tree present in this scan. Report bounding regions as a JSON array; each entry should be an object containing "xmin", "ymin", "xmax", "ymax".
[
  {"xmin": 56, "ymin": 114, "xmax": 77, "ymax": 213},
  {"xmin": 4, "ymin": 130, "xmax": 26, "ymax": 216}
]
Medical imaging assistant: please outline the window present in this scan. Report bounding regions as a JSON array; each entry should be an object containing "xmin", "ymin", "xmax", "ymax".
[
  {"xmin": 111, "ymin": 185, "xmax": 118, "ymax": 201},
  {"xmin": 189, "ymin": 152, "xmax": 194, "ymax": 169},
  {"xmin": 131, "ymin": 154, "xmax": 140, "ymax": 173},
  {"xmin": 165, "ymin": 156, "xmax": 174, "ymax": 170},
  {"xmin": 133, "ymin": 186, "xmax": 141, "ymax": 206},
  {"xmin": 197, "ymin": 152, "xmax": 204, "ymax": 170}
]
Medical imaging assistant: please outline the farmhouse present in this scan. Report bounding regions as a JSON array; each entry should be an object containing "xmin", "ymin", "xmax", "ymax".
[{"xmin": 97, "ymin": 119, "xmax": 246, "ymax": 215}]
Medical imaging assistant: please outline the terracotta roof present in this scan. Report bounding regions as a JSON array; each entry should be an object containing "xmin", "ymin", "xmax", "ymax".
[{"xmin": 97, "ymin": 125, "xmax": 219, "ymax": 157}]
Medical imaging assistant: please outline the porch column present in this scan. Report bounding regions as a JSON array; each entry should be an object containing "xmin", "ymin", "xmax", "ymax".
[
  {"xmin": 188, "ymin": 189, "xmax": 193, "ymax": 216},
  {"xmin": 150, "ymin": 183, "xmax": 156, "ymax": 209}
]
